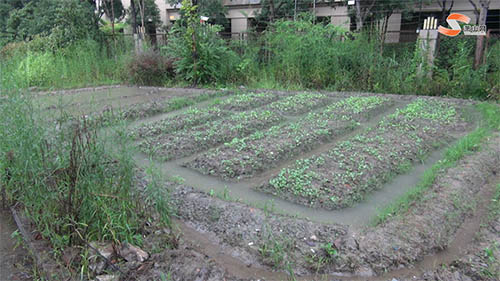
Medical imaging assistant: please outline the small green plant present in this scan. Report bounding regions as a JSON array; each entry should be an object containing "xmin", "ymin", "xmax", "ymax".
[{"xmin": 375, "ymin": 103, "xmax": 500, "ymax": 224}]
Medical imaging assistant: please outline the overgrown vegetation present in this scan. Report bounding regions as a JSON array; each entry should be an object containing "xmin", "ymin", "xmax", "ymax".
[
  {"xmin": 1, "ymin": 4, "xmax": 499, "ymax": 99},
  {"xmin": 1, "ymin": 38, "xmax": 130, "ymax": 89},
  {"xmin": 0, "ymin": 87, "xmax": 172, "ymax": 277}
]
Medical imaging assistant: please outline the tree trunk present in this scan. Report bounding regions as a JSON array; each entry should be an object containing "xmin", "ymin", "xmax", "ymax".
[
  {"xmin": 111, "ymin": 0, "xmax": 115, "ymax": 36},
  {"xmin": 474, "ymin": 1, "xmax": 489, "ymax": 69},
  {"xmin": 379, "ymin": 14, "xmax": 390, "ymax": 55},
  {"xmin": 269, "ymin": 0, "xmax": 275, "ymax": 22},
  {"xmin": 130, "ymin": 0, "xmax": 137, "ymax": 34},
  {"xmin": 355, "ymin": 0, "xmax": 364, "ymax": 31}
]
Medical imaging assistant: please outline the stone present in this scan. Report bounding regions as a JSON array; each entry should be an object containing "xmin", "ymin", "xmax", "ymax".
[
  {"xmin": 95, "ymin": 275, "xmax": 119, "ymax": 281},
  {"xmin": 119, "ymin": 242, "xmax": 149, "ymax": 263},
  {"xmin": 88, "ymin": 242, "xmax": 115, "ymax": 274}
]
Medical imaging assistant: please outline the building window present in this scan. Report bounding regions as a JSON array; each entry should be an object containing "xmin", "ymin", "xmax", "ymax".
[{"xmin": 486, "ymin": 9, "xmax": 499, "ymax": 34}]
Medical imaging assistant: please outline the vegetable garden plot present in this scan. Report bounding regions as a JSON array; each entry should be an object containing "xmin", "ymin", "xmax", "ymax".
[
  {"xmin": 138, "ymin": 109, "xmax": 284, "ymax": 161},
  {"xmin": 185, "ymin": 96, "xmax": 393, "ymax": 180},
  {"xmin": 217, "ymin": 92, "xmax": 279, "ymax": 111},
  {"xmin": 133, "ymin": 106, "xmax": 228, "ymax": 138},
  {"xmin": 258, "ymin": 99, "xmax": 468, "ymax": 210},
  {"xmin": 263, "ymin": 92, "xmax": 332, "ymax": 115}
]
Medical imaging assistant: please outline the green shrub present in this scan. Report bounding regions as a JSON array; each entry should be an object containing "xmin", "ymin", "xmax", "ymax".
[{"xmin": 164, "ymin": 23, "xmax": 239, "ymax": 85}]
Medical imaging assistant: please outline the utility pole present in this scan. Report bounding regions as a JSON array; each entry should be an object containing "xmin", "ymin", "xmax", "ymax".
[
  {"xmin": 294, "ymin": 0, "xmax": 297, "ymax": 21},
  {"xmin": 313, "ymin": 0, "xmax": 316, "ymax": 23}
]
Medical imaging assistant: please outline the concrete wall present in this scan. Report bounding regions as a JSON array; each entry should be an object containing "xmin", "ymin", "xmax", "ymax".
[
  {"xmin": 385, "ymin": 13, "xmax": 401, "ymax": 43},
  {"xmin": 330, "ymin": 5, "xmax": 350, "ymax": 30}
]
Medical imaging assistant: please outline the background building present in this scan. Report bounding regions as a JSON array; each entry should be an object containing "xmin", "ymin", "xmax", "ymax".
[{"xmin": 122, "ymin": 0, "xmax": 500, "ymax": 42}]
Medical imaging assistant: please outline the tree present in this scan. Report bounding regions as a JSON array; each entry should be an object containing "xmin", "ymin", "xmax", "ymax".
[
  {"xmin": 354, "ymin": 0, "xmax": 376, "ymax": 31},
  {"xmin": 436, "ymin": 0, "xmax": 454, "ymax": 25},
  {"xmin": 468, "ymin": 0, "xmax": 490, "ymax": 68},
  {"xmin": 3, "ymin": 0, "xmax": 100, "ymax": 47},
  {"xmin": 434, "ymin": 0, "xmax": 455, "ymax": 57},
  {"xmin": 101, "ymin": 0, "xmax": 126, "ymax": 36},
  {"xmin": 127, "ymin": 0, "xmax": 161, "ymax": 31}
]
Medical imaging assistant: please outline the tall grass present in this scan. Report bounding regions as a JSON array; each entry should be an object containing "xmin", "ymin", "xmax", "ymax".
[
  {"xmin": 1, "ymin": 19, "xmax": 498, "ymax": 100},
  {"xmin": 0, "ymin": 53, "xmax": 174, "ymax": 277},
  {"xmin": 253, "ymin": 20, "xmax": 496, "ymax": 99},
  {"xmin": 0, "ymin": 91, "xmax": 147, "ymax": 251},
  {"xmin": 1, "ymin": 38, "xmax": 132, "ymax": 90}
]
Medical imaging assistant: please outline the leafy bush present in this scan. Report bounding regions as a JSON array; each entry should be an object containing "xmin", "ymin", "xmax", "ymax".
[
  {"xmin": 128, "ymin": 51, "xmax": 175, "ymax": 86},
  {"xmin": 162, "ymin": 0, "xmax": 239, "ymax": 85},
  {"xmin": 164, "ymin": 23, "xmax": 239, "ymax": 85},
  {"xmin": 4, "ymin": 0, "xmax": 101, "ymax": 49},
  {"xmin": 434, "ymin": 41, "xmax": 488, "ymax": 99}
]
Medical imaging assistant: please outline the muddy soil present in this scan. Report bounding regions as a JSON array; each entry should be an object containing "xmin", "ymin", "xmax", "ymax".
[
  {"xmin": 133, "ymin": 106, "xmax": 229, "ymax": 139},
  {"xmin": 185, "ymin": 97, "xmax": 393, "ymax": 180},
  {"xmin": 218, "ymin": 92, "xmax": 280, "ymax": 112},
  {"xmin": 0, "ymin": 210, "xmax": 32, "ymax": 281},
  {"xmin": 258, "ymin": 100, "xmax": 471, "ymax": 210},
  {"xmin": 139, "ymin": 109, "xmax": 284, "ymax": 160},
  {"xmin": 23, "ymin": 86, "xmax": 497, "ymax": 281},
  {"xmin": 158, "ymin": 135, "xmax": 500, "ymax": 279}
]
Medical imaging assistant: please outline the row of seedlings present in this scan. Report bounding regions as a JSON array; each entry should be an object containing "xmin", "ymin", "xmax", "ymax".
[
  {"xmin": 263, "ymin": 92, "xmax": 332, "ymax": 115},
  {"xmin": 138, "ymin": 109, "xmax": 284, "ymax": 161},
  {"xmin": 132, "ymin": 106, "xmax": 228, "ymax": 138},
  {"xmin": 258, "ymin": 99, "xmax": 468, "ymax": 210},
  {"xmin": 132, "ymin": 91, "xmax": 282, "ymax": 138},
  {"xmin": 184, "ymin": 96, "xmax": 393, "ymax": 180}
]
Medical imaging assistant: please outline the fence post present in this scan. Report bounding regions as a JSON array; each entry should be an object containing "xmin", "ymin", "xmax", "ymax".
[
  {"xmin": 417, "ymin": 17, "xmax": 439, "ymax": 78},
  {"xmin": 134, "ymin": 27, "xmax": 145, "ymax": 54}
]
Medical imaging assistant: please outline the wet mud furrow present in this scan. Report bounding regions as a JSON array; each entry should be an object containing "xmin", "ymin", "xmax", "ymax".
[
  {"xmin": 169, "ymin": 135, "xmax": 500, "ymax": 280},
  {"xmin": 132, "ymin": 101, "xmax": 407, "ymax": 225}
]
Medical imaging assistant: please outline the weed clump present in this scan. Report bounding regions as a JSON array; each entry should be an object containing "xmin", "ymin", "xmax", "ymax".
[
  {"xmin": 128, "ymin": 51, "xmax": 176, "ymax": 86},
  {"xmin": 0, "ymin": 92, "xmax": 171, "ymax": 263}
]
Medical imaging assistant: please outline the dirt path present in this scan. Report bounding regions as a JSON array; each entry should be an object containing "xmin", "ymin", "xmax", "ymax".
[{"xmin": 173, "ymin": 170, "xmax": 500, "ymax": 281}]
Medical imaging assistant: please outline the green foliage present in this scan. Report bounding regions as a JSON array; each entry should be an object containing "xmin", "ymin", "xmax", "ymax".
[
  {"xmin": 433, "ymin": 40, "xmax": 488, "ymax": 99},
  {"xmin": 1, "ymin": 39, "xmax": 131, "ymax": 89},
  {"xmin": 256, "ymin": 0, "xmax": 312, "ymax": 24},
  {"xmin": 126, "ymin": 0, "xmax": 161, "ymax": 29},
  {"xmin": 167, "ymin": 0, "xmax": 229, "ymax": 28},
  {"xmin": 100, "ymin": 0, "xmax": 126, "ymax": 23},
  {"xmin": 0, "ymin": 92, "xmax": 144, "ymax": 252},
  {"xmin": 375, "ymin": 102, "xmax": 500, "ymax": 224},
  {"xmin": 3, "ymin": 0, "xmax": 100, "ymax": 49},
  {"xmin": 265, "ymin": 19, "xmax": 348, "ymax": 88},
  {"xmin": 164, "ymin": 0, "xmax": 239, "ymax": 85}
]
